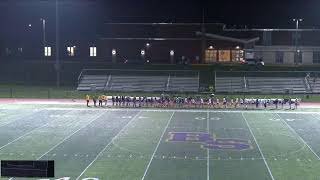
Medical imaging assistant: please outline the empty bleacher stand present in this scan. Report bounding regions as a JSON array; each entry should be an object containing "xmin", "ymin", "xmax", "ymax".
[
  {"xmin": 215, "ymin": 71, "xmax": 311, "ymax": 94},
  {"xmin": 77, "ymin": 69, "xmax": 199, "ymax": 92},
  {"xmin": 215, "ymin": 77, "xmax": 245, "ymax": 93},
  {"xmin": 309, "ymin": 77, "xmax": 320, "ymax": 93},
  {"xmin": 246, "ymin": 77, "xmax": 307, "ymax": 94}
]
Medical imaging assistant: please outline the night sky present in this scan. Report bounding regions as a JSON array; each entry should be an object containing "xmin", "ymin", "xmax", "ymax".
[
  {"xmin": 0, "ymin": 0, "xmax": 319, "ymax": 45},
  {"xmin": 103, "ymin": 0, "xmax": 319, "ymax": 28},
  {"xmin": 0, "ymin": 0, "xmax": 318, "ymax": 28}
]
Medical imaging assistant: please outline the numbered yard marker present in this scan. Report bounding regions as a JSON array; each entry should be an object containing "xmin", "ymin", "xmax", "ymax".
[
  {"xmin": 210, "ymin": 117, "xmax": 221, "ymax": 121},
  {"xmin": 269, "ymin": 118, "xmax": 280, "ymax": 121},
  {"xmin": 286, "ymin": 119, "xmax": 296, "ymax": 122},
  {"xmin": 121, "ymin": 116, "xmax": 132, "ymax": 119},
  {"xmin": 49, "ymin": 115, "xmax": 74, "ymax": 118},
  {"xmin": 138, "ymin": 116, "xmax": 148, "ymax": 119}
]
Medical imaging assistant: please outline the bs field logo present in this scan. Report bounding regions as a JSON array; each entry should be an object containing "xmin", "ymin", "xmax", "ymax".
[{"xmin": 167, "ymin": 132, "xmax": 252, "ymax": 151}]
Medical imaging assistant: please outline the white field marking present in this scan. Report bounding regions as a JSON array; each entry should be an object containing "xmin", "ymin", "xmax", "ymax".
[
  {"xmin": 36, "ymin": 111, "xmax": 106, "ymax": 160},
  {"xmin": 8, "ymin": 107, "xmax": 320, "ymax": 115},
  {"xmin": 210, "ymin": 117, "xmax": 221, "ymax": 121},
  {"xmin": 76, "ymin": 111, "xmax": 142, "ymax": 180},
  {"xmin": 269, "ymin": 118, "xmax": 280, "ymax": 122},
  {"xmin": 0, "ymin": 109, "xmax": 43, "ymax": 128},
  {"xmin": 195, "ymin": 117, "xmax": 206, "ymax": 120},
  {"xmin": 0, "ymin": 122, "xmax": 50, "ymax": 151},
  {"xmin": 206, "ymin": 111, "xmax": 210, "ymax": 180},
  {"xmin": 241, "ymin": 113, "xmax": 275, "ymax": 180},
  {"xmin": 276, "ymin": 113, "xmax": 320, "ymax": 160},
  {"xmin": 141, "ymin": 112, "xmax": 175, "ymax": 180}
]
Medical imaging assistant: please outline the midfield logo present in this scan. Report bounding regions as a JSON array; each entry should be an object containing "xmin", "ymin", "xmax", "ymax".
[{"xmin": 167, "ymin": 132, "xmax": 252, "ymax": 151}]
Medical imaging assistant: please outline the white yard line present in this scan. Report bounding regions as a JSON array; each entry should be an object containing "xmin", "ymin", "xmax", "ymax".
[
  {"xmin": 276, "ymin": 113, "xmax": 320, "ymax": 160},
  {"xmin": 36, "ymin": 111, "xmax": 106, "ymax": 160},
  {"xmin": 241, "ymin": 113, "xmax": 275, "ymax": 180},
  {"xmin": 0, "ymin": 109, "xmax": 43, "ymax": 128},
  {"xmin": 6, "ymin": 107, "xmax": 320, "ymax": 115},
  {"xmin": 141, "ymin": 111, "xmax": 175, "ymax": 180},
  {"xmin": 9, "ymin": 112, "xmax": 106, "ymax": 180},
  {"xmin": 0, "ymin": 123, "xmax": 49, "ymax": 151},
  {"xmin": 206, "ymin": 111, "xmax": 210, "ymax": 180},
  {"xmin": 76, "ymin": 111, "xmax": 142, "ymax": 180}
]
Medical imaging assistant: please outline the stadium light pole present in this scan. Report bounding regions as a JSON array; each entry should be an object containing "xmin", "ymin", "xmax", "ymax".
[
  {"xmin": 40, "ymin": 18, "xmax": 46, "ymax": 59},
  {"xmin": 292, "ymin": 18, "xmax": 303, "ymax": 64},
  {"xmin": 55, "ymin": 0, "xmax": 60, "ymax": 87}
]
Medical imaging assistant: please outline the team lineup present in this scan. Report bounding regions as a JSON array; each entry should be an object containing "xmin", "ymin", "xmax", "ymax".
[{"xmin": 85, "ymin": 94, "xmax": 300, "ymax": 110}]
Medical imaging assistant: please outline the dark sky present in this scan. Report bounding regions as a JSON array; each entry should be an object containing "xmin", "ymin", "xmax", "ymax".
[
  {"xmin": 0, "ymin": 0, "xmax": 319, "ymax": 46},
  {"xmin": 103, "ymin": 0, "xmax": 320, "ymax": 28},
  {"xmin": 0, "ymin": 0, "xmax": 319, "ymax": 28}
]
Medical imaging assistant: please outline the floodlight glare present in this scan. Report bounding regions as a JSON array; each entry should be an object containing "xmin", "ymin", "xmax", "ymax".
[
  {"xmin": 112, "ymin": 49, "xmax": 117, "ymax": 56},
  {"xmin": 170, "ymin": 50, "xmax": 175, "ymax": 56}
]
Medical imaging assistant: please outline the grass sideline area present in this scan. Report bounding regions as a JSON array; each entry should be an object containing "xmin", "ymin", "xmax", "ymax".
[
  {"xmin": 0, "ymin": 105, "xmax": 320, "ymax": 179},
  {"xmin": 1, "ymin": 84, "xmax": 320, "ymax": 102}
]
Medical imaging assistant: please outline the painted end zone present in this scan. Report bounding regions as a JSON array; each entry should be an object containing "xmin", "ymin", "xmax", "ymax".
[{"xmin": 167, "ymin": 132, "xmax": 252, "ymax": 151}]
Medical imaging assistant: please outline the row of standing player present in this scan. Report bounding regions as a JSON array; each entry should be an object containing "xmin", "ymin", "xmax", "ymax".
[{"xmin": 85, "ymin": 95, "xmax": 299, "ymax": 109}]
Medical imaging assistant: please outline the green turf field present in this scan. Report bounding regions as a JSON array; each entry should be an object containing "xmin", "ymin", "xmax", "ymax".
[{"xmin": 1, "ymin": 105, "xmax": 320, "ymax": 180}]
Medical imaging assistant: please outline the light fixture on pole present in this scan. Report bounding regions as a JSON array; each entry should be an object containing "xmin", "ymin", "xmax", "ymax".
[
  {"xmin": 293, "ymin": 18, "xmax": 303, "ymax": 29},
  {"xmin": 141, "ymin": 49, "xmax": 146, "ymax": 62},
  {"xmin": 170, "ymin": 50, "xmax": 175, "ymax": 64},
  {"xmin": 112, "ymin": 49, "xmax": 117, "ymax": 64},
  {"xmin": 292, "ymin": 18, "xmax": 303, "ymax": 64},
  {"xmin": 40, "ymin": 18, "xmax": 46, "ymax": 59}
]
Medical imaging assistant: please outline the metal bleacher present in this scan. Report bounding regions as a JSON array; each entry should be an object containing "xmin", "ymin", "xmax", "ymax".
[
  {"xmin": 309, "ymin": 78, "xmax": 320, "ymax": 93},
  {"xmin": 215, "ymin": 71, "xmax": 311, "ymax": 94},
  {"xmin": 246, "ymin": 77, "xmax": 307, "ymax": 94},
  {"xmin": 215, "ymin": 77, "xmax": 245, "ymax": 93},
  {"xmin": 77, "ymin": 69, "xmax": 199, "ymax": 92}
]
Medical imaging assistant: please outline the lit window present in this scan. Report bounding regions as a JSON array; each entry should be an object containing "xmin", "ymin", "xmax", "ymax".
[
  {"xmin": 90, "ymin": 46, "xmax": 97, "ymax": 57},
  {"xmin": 44, "ymin": 47, "xmax": 51, "ymax": 57},
  {"xmin": 205, "ymin": 49, "xmax": 217, "ymax": 63},
  {"xmin": 67, "ymin": 46, "xmax": 75, "ymax": 56}
]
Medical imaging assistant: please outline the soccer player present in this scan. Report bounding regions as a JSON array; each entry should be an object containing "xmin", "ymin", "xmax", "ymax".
[
  {"xmin": 230, "ymin": 98, "xmax": 234, "ymax": 108},
  {"xmin": 104, "ymin": 95, "xmax": 108, "ymax": 106},
  {"xmin": 200, "ymin": 98, "xmax": 204, "ymax": 108},
  {"xmin": 208, "ymin": 98, "xmax": 212, "ymax": 108},
  {"xmin": 223, "ymin": 97, "xmax": 227, "ymax": 108},
  {"xmin": 112, "ymin": 96, "xmax": 115, "ymax": 106},
  {"xmin": 98, "ymin": 95, "xmax": 103, "ymax": 107},
  {"xmin": 216, "ymin": 98, "xmax": 220, "ymax": 108},
  {"xmin": 235, "ymin": 98, "xmax": 239, "ymax": 108},
  {"xmin": 86, "ymin": 94, "xmax": 90, "ymax": 107},
  {"xmin": 93, "ymin": 95, "xmax": 97, "ymax": 107},
  {"xmin": 294, "ymin": 98, "xmax": 298, "ymax": 110}
]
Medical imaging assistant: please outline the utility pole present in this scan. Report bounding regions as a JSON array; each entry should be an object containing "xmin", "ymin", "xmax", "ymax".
[
  {"xmin": 55, "ymin": 0, "xmax": 60, "ymax": 87},
  {"xmin": 200, "ymin": 8, "xmax": 206, "ymax": 64},
  {"xmin": 40, "ymin": 18, "xmax": 46, "ymax": 59},
  {"xmin": 293, "ymin": 18, "xmax": 302, "ymax": 64}
]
